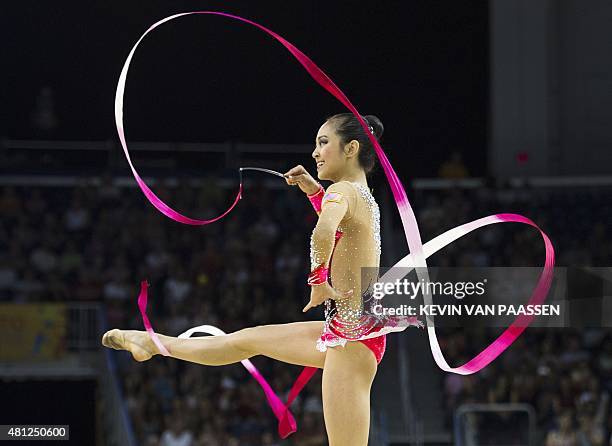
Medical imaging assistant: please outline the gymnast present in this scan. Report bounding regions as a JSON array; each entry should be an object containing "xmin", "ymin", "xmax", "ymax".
[{"xmin": 103, "ymin": 113, "xmax": 406, "ymax": 444}]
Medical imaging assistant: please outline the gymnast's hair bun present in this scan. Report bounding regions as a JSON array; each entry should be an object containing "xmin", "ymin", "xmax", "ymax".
[{"xmin": 365, "ymin": 115, "xmax": 384, "ymax": 139}]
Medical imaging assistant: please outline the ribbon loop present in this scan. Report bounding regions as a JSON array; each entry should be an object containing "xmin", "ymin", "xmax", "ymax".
[{"xmin": 115, "ymin": 11, "xmax": 556, "ymax": 437}]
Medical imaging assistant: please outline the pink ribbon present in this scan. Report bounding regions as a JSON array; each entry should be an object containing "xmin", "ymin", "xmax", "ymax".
[
  {"xmin": 375, "ymin": 213, "xmax": 554, "ymax": 374},
  {"xmin": 136, "ymin": 280, "xmax": 311, "ymax": 438},
  {"xmin": 115, "ymin": 10, "xmax": 555, "ymax": 436}
]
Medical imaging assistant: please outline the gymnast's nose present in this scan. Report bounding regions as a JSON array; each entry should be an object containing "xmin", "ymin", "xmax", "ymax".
[{"xmin": 312, "ymin": 147, "xmax": 319, "ymax": 159}]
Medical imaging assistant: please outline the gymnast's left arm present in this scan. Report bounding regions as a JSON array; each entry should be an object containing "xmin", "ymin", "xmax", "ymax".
[
  {"xmin": 310, "ymin": 181, "xmax": 356, "ymax": 269},
  {"xmin": 303, "ymin": 182, "xmax": 355, "ymax": 312}
]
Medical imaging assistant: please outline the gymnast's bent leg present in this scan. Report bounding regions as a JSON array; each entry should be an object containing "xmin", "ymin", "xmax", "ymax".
[{"xmin": 102, "ymin": 321, "xmax": 327, "ymax": 369}]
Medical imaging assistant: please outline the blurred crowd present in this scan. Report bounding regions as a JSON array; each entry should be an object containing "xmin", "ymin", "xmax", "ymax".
[
  {"xmin": 1, "ymin": 177, "xmax": 610, "ymax": 445},
  {"xmin": 441, "ymin": 327, "xmax": 612, "ymax": 445},
  {"xmin": 0, "ymin": 177, "xmax": 325, "ymax": 445},
  {"xmin": 420, "ymin": 185, "xmax": 612, "ymax": 445}
]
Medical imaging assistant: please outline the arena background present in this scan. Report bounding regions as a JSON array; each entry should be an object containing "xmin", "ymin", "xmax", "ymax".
[{"xmin": 1, "ymin": 1, "xmax": 611, "ymax": 445}]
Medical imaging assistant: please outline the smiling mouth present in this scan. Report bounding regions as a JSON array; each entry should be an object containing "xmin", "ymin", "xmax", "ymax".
[{"xmin": 316, "ymin": 161, "xmax": 325, "ymax": 169}]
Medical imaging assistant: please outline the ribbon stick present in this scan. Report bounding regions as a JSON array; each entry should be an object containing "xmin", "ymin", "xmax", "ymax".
[
  {"xmin": 115, "ymin": 10, "xmax": 555, "ymax": 436},
  {"xmin": 240, "ymin": 166, "xmax": 286, "ymax": 178}
]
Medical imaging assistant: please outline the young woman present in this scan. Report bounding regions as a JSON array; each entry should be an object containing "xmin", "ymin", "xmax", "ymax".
[{"xmin": 103, "ymin": 113, "xmax": 390, "ymax": 445}]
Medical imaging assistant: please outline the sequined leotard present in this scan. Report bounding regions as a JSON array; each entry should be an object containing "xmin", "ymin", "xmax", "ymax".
[{"xmin": 309, "ymin": 180, "xmax": 387, "ymax": 364}]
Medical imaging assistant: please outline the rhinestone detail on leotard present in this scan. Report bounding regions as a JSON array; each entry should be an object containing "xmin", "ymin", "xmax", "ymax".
[
  {"xmin": 316, "ymin": 182, "xmax": 382, "ymax": 351},
  {"xmin": 351, "ymin": 182, "xmax": 381, "ymax": 257}
]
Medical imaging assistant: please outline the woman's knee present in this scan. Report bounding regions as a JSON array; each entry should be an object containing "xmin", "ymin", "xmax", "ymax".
[{"xmin": 226, "ymin": 326, "xmax": 259, "ymax": 355}]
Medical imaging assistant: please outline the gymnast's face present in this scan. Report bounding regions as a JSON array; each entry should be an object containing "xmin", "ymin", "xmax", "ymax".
[{"xmin": 312, "ymin": 120, "xmax": 358, "ymax": 182}]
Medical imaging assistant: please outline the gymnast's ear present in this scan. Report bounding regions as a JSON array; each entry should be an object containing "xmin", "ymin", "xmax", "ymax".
[{"xmin": 343, "ymin": 139, "xmax": 360, "ymax": 158}]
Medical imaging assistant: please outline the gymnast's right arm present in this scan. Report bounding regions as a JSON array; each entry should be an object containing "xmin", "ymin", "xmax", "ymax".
[{"xmin": 283, "ymin": 165, "xmax": 324, "ymax": 215}]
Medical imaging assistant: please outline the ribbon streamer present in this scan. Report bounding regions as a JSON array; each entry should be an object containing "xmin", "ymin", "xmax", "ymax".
[
  {"xmin": 136, "ymin": 280, "xmax": 313, "ymax": 438},
  {"xmin": 176, "ymin": 320, "xmax": 316, "ymax": 436},
  {"xmin": 115, "ymin": 11, "xmax": 555, "ymax": 436}
]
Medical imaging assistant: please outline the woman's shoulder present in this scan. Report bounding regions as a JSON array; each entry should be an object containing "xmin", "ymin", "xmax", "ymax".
[
  {"xmin": 324, "ymin": 181, "xmax": 358, "ymax": 203},
  {"xmin": 323, "ymin": 182, "xmax": 358, "ymax": 218}
]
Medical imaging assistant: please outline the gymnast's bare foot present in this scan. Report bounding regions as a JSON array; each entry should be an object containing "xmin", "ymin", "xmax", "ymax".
[{"xmin": 101, "ymin": 329, "xmax": 160, "ymax": 362}]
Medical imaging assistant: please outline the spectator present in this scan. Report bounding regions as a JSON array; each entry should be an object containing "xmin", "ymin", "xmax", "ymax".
[
  {"xmin": 30, "ymin": 86, "xmax": 59, "ymax": 135},
  {"xmin": 438, "ymin": 150, "xmax": 469, "ymax": 179},
  {"xmin": 159, "ymin": 418, "xmax": 193, "ymax": 446},
  {"xmin": 545, "ymin": 410, "xmax": 578, "ymax": 446},
  {"xmin": 577, "ymin": 413, "xmax": 605, "ymax": 446}
]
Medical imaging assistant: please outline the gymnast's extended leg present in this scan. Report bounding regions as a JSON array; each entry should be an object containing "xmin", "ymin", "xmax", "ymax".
[{"xmin": 102, "ymin": 321, "xmax": 327, "ymax": 369}]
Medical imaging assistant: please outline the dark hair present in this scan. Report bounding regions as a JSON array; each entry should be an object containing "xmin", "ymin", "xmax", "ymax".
[{"xmin": 325, "ymin": 113, "xmax": 384, "ymax": 176}]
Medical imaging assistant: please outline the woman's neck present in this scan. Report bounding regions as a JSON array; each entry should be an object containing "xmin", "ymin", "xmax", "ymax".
[{"xmin": 335, "ymin": 170, "xmax": 367, "ymax": 187}]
